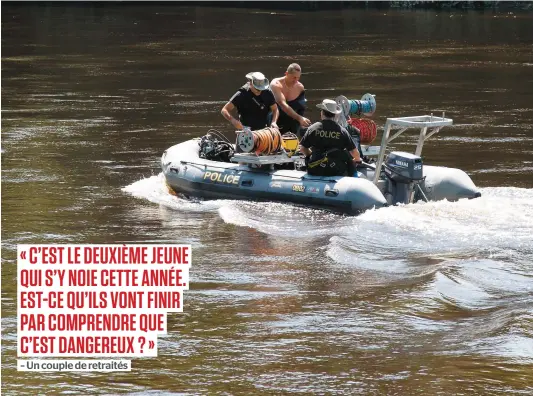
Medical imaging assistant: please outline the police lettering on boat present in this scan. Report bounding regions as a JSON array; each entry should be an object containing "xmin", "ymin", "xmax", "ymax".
[{"xmin": 203, "ymin": 171, "xmax": 240, "ymax": 185}]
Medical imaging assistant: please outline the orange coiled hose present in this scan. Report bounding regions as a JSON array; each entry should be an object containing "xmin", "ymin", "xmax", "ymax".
[
  {"xmin": 251, "ymin": 127, "xmax": 282, "ymax": 155},
  {"xmin": 347, "ymin": 118, "xmax": 378, "ymax": 144}
]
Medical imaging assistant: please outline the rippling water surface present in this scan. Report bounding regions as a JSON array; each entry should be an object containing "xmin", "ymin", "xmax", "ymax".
[{"xmin": 2, "ymin": 4, "xmax": 533, "ymax": 395}]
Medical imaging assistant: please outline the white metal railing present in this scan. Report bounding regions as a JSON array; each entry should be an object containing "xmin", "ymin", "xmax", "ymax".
[{"xmin": 373, "ymin": 114, "xmax": 453, "ymax": 185}]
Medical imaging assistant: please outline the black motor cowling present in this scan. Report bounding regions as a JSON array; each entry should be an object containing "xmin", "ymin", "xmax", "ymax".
[{"xmin": 384, "ymin": 151, "xmax": 424, "ymax": 205}]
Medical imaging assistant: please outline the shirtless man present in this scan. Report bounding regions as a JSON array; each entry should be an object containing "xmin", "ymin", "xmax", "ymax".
[{"xmin": 270, "ymin": 63, "xmax": 311, "ymax": 137}]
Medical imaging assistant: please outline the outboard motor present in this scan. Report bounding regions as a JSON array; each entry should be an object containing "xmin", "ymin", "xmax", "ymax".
[{"xmin": 384, "ymin": 151, "xmax": 424, "ymax": 205}]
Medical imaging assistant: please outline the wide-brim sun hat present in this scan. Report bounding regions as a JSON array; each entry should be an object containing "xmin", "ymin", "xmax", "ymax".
[
  {"xmin": 316, "ymin": 99, "xmax": 342, "ymax": 114},
  {"xmin": 245, "ymin": 72, "xmax": 270, "ymax": 91}
]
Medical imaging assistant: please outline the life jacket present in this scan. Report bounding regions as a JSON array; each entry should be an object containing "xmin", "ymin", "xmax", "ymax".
[{"xmin": 306, "ymin": 148, "xmax": 353, "ymax": 177}]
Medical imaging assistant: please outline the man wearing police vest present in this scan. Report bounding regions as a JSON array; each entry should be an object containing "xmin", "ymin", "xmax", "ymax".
[{"xmin": 299, "ymin": 99, "xmax": 362, "ymax": 176}]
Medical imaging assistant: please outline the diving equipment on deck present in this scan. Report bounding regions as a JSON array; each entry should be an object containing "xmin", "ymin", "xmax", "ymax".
[
  {"xmin": 347, "ymin": 118, "xmax": 378, "ymax": 145},
  {"xmin": 281, "ymin": 132, "xmax": 299, "ymax": 156},
  {"xmin": 236, "ymin": 127, "xmax": 282, "ymax": 155},
  {"xmin": 335, "ymin": 94, "xmax": 376, "ymax": 128},
  {"xmin": 336, "ymin": 93, "xmax": 377, "ymax": 119},
  {"xmin": 233, "ymin": 127, "xmax": 304, "ymax": 168},
  {"xmin": 199, "ymin": 129, "xmax": 235, "ymax": 162},
  {"xmin": 335, "ymin": 93, "xmax": 378, "ymax": 152}
]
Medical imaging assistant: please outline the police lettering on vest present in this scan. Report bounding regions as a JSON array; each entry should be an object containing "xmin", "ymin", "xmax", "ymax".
[
  {"xmin": 300, "ymin": 119, "xmax": 355, "ymax": 153},
  {"xmin": 316, "ymin": 130, "xmax": 340, "ymax": 139},
  {"xmin": 299, "ymin": 119, "xmax": 357, "ymax": 177}
]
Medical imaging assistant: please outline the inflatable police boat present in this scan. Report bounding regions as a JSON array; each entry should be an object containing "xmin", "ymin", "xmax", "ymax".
[
  {"xmin": 162, "ymin": 138, "xmax": 388, "ymax": 213},
  {"xmin": 161, "ymin": 96, "xmax": 480, "ymax": 214}
]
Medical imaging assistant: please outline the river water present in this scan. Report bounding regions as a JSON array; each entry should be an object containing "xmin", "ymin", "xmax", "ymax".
[{"xmin": 2, "ymin": 4, "xmax": 533, "ymax": 395}]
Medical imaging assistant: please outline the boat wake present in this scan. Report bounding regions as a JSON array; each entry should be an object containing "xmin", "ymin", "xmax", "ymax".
[
  {"xmin": 123, "ymin": 174, "xmax": 533, "ymax": 255},
  {"xmin": 122, "ymin": 173, "xmax": 233, "ymax": 213},
  {"xmin": 123, "ymin": 174, "xmax": 533, "ymax": 362}
]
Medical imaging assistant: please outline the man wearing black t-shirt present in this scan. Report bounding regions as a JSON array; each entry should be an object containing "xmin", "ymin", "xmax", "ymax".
[
  {"xmin": 300, "ymin": 99, "xmax": 361, "ymax": 176},
  {"xmin": 221, "ymin": 72, "xmax": 279, "ymax": 132}
]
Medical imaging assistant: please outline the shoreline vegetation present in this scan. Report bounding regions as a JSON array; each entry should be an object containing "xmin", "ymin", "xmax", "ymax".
[
  {"xmin": 8, "ymin": 1, "xmax": 533, "ymax": 11},
  {"xmin": 183, "ymin": 1, "xmax": 533, "ymax": 11}
]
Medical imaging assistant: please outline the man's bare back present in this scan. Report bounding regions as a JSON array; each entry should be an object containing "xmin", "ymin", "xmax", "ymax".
[{"xmin": 271, "ymin": 77, "xmax": 304, "ymax": 102}]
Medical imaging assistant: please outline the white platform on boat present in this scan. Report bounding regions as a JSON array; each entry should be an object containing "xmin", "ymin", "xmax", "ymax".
[
  {"xmin": 231, "ymin": 145, "xmax": 380, "ymax": 166},
  {"xmin": 231, "ymin": 153, "xmax": 304, "ymax": 165},
  {"xmin": 372, "ymin": 114, "xmax": 453, "ymax": 184},
  {"xmin": 362, "ymin": 146, "xmax": 380, "ymax": 156},
  {"xmin": 386, "ymin": 115, "xmax": 453, "ymax": 128}
]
